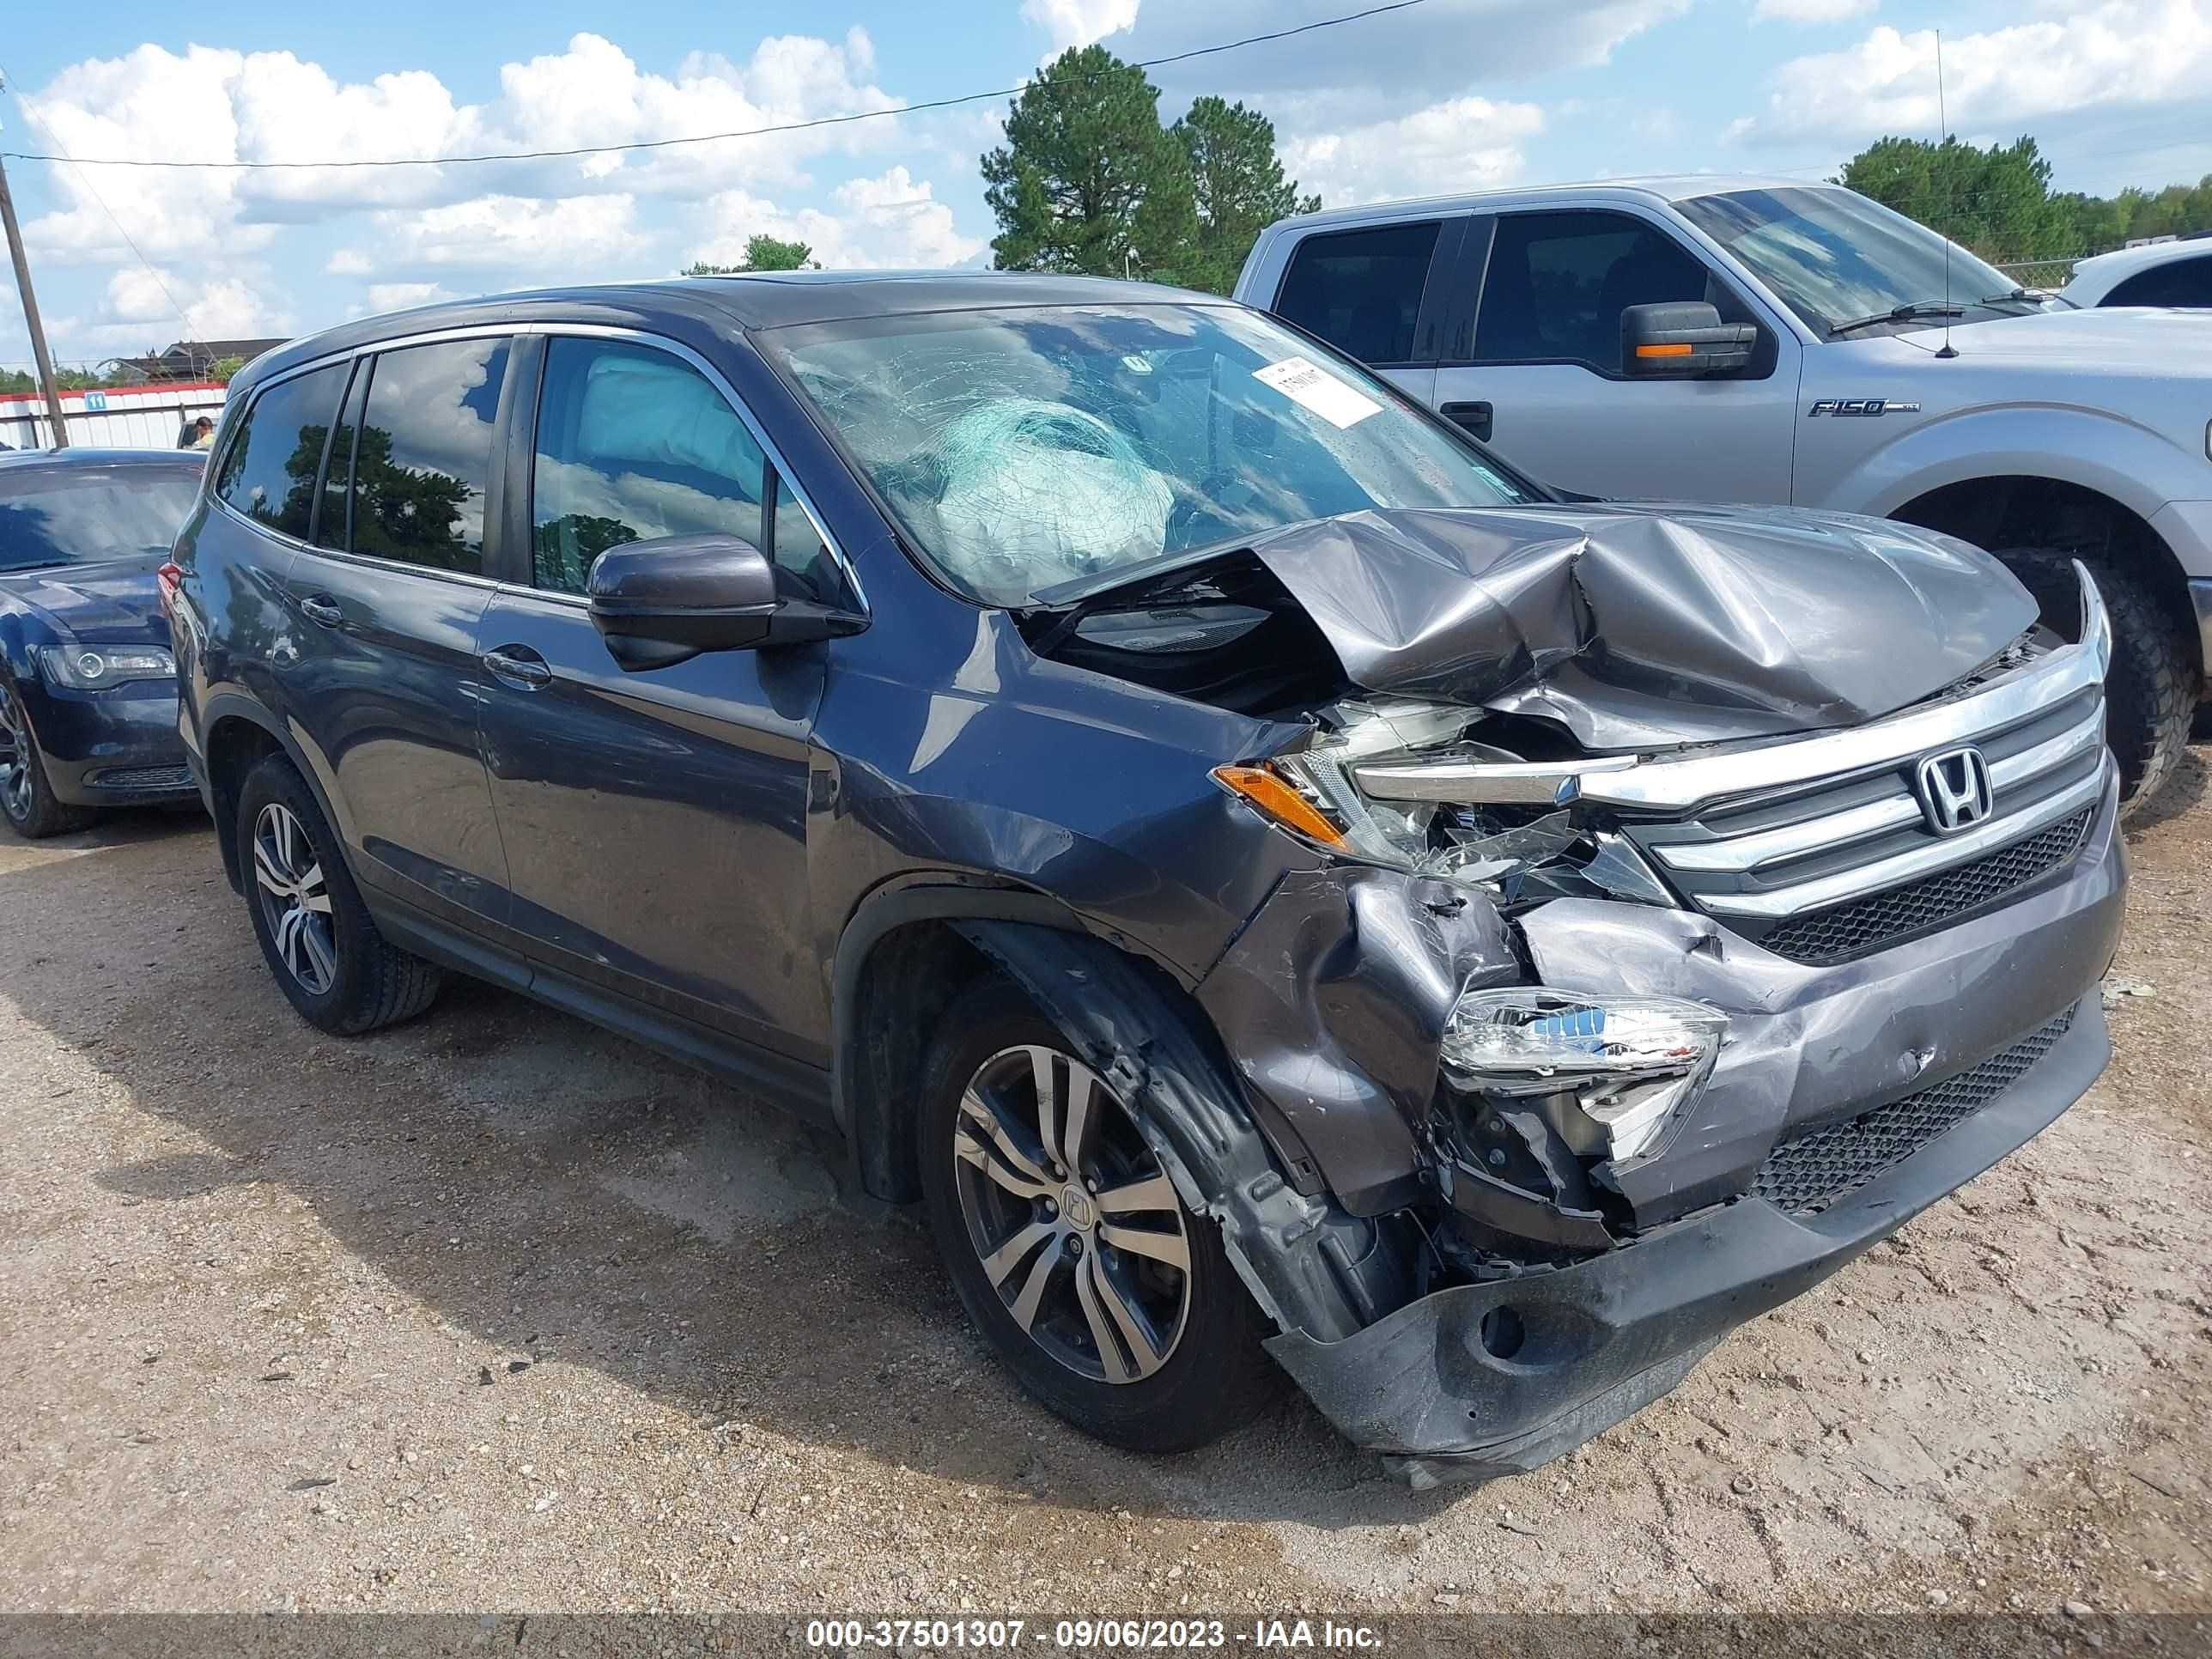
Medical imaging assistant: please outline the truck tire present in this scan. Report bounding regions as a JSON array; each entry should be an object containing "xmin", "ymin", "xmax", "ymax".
[{"xmin": 1991, "ymin": 546, "xmax": 2195, "ymax": 816}]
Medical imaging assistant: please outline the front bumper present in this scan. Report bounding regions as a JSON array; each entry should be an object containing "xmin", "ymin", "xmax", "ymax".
[
  {"xmin": 20, "ymin": 679, "xmax": 197, "ymax": 807},
  {"xmin": 1268, "ymin": 995, "xmax": 2110, "ymax": 1488}
]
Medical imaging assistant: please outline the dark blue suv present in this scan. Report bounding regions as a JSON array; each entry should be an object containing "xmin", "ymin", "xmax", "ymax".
[
  {"xmin": 2, "ymin": 447, "xmax": 204, "ymax": 837},
  {"xmin": 170, "ymin": 273, "xmax": 2124, "ymax": 1486}
]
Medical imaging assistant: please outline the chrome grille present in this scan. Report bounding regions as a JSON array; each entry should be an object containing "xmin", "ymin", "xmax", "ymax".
[
  {"xmin": 1629, "ymin": 677, "xmax": 2106, "ymax": 943},
  {"xmin": 1751, "ymin": 1008, "xmax": 2075, "ymax": 1214}
]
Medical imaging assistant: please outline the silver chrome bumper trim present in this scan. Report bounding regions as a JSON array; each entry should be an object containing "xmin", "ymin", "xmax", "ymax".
[
  {"xmin": 1695, "ymin": 757, "xmax": 2108, "ymax": 919},
  {"xmin": 1651, "ymin": 702, "xmax": 2106, "ymax": 877},
  {"xmin": 1352, "ymin": 754, "xmax": 1636, "ymax": 805}
]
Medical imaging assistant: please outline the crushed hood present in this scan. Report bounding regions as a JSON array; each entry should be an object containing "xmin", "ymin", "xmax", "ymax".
[{"xmin": 1243, "ymin": 502, "xmax": 2038, "ymax": 750}]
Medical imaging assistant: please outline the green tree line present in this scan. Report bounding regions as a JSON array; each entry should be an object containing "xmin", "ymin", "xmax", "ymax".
[
  {"xmin": 981, "ymin": 46, "xmax": 1318, "ymax": 295},
  {"xmin": 1839, "ymin": 136, "xmax": 2212, "ymax": 261},
  {"xmin": 1, "ymin": 354, "xmax": 249, "ymax": 397}
]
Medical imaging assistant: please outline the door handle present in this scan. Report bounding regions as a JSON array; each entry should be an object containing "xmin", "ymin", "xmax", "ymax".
[
  {"xmin": 1440, "ymin": 401, "xmax": 1493, "ymax": 443},
  {"xmin": 298, "ymin": 594, "xmax": 343, "ymax": 628},
  {"xmin": 482, "ymin": 645, "xmax": 554, "ymax": 690}
]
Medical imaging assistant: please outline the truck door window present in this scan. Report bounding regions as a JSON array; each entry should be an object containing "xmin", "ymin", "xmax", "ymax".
[
  {"xmin": 1473, "ymin": 211, "xmax": 1711, "ymax": 371},
  {"xmin": 1273, "ymin": 222, "xmax": 1441, "ymax": 366},
  {"xmin": 2104, "ymin": 255, "xmax": 2212, "ymax": 308}
]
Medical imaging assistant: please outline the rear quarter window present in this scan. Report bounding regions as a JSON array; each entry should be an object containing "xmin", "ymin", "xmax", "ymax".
[
  {"xmin": 214, "ymin": 363, "xmax": 349, "ymax": 541},
  {"xmin": 1273, "ymin": 222, "xmax": 1442, "ymax": 365}
]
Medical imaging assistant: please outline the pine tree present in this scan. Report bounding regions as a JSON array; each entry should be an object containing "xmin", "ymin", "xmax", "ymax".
[
  {"xmin": 1172, "ymin": 96, "xmax": 1320, "ymax": 295},
  {"xmin": 981, "ymin": 46, "xmax": 1197, "ymax": 282}
]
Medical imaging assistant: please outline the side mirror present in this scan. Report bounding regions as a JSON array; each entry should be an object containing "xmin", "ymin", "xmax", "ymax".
[
  {"xmin": 1620, "ymin": 302, "xmax": 1758, "ymax": 378},
  {"xmin": 586, "ymin": 533, "xmax": 862, "ymax": 671}
]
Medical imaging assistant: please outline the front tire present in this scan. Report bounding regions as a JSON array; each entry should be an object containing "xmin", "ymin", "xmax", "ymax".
[
  {"xmin": 0, "ymin": 675, "xmax": 95, "ymax": 841},
  {"xmin": 1993, "ymin": 546, "xmax": 2196, "ymax": 815},
  {"xmin": 236, "ymin": 753, "xmax": 442, "ymax": 1035},
  {"xmin": 919, "ymin": 980, "xmax": 1281, "ymax": 1454}
]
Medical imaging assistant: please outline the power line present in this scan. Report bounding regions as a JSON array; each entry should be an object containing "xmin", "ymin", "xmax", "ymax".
[
  {"xmin": 0, "ymin": 1, "xmax": 1429, "ymax": 173},
  {"xmin": 0, "ymin": 65, "xmax": 194, "ymax": 336}
]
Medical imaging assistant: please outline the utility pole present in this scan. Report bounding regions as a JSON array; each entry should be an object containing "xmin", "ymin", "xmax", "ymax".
[{"xmin": 0, "ymin": 152, "xmax": 70, "ymax": 449}]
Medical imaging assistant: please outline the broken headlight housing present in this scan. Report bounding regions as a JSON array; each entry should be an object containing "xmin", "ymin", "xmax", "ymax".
[
  {"xmin": 1443, "ymin": 988, "xmax": 1728, "ymax": 1164},
  {"xmin": 1214, "ymin": 698, "xmax": 1678, "ymax": 907}
]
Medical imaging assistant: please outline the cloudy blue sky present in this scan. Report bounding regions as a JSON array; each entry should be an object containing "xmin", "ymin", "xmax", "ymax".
[{"xmin": 3, "ymin": 0, "xmax": 2209, "ymax": 368}]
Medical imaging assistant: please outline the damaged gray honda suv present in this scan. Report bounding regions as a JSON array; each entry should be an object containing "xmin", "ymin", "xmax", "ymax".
[{"xmin": 169, "ymin": 273, "xmax": 2124, "ymax": 1486}]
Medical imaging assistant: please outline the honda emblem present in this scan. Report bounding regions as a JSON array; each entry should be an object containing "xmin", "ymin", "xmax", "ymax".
[{"xmin": 1914, "ymin": 747, "xmax": 1994, "ymax": 835}]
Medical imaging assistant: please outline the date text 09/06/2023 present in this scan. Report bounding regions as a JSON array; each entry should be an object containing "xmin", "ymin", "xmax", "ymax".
[{"xmin": 804, "ymin": 1618, "xmax": 1386, "ymax": 1650}]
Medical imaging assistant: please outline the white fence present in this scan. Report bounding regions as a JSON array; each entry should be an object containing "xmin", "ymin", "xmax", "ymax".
[{"xmin": 0, "ymin": 380, "xmax": 231, "ymax": 452}]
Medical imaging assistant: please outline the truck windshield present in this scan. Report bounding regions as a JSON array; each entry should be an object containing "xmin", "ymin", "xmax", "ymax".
[
  {"xmin": 762, "ymin": 302, "xmax": 1536, "ymax": 607},
  {"xmin": 1675, "ymin": 186, "xmax": 2066, "ymax": 337}
]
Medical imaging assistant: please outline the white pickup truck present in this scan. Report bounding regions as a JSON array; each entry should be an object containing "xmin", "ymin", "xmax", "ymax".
[{"xmin": 1234, "ymin": 177, "xmax": 2212, "ymax": 809}]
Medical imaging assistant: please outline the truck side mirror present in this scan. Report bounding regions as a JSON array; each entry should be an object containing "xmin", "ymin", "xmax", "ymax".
[{"xmin": 1621, "ymin": 302, "xmax": 1758, "ymax": 379}]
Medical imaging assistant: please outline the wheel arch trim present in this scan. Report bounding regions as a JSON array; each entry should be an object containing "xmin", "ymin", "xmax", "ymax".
[{"xmin": 197, "ymin": 694, "xmax": 349, "ymax": 893}]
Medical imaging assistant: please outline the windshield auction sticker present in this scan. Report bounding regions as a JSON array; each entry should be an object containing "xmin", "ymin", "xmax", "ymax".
[{"xmin": 1252, "ymin": 356, "xmax": 1382, "ymax": 429}]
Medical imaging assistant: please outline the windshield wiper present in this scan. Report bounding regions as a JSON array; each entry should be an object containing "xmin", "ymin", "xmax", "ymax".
[
  {"xmin": 1977, "ymin": 285, "xmax": 2075, "ymax": 311},
  {"xmin": 1828, "ymin": 301, "xmax": 1968, "ymax": 337}
]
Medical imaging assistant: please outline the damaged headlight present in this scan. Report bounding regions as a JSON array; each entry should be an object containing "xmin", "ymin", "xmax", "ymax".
[
  {"xmin": 1442, "ymin": 988, "xmax": 1727, "ymax": 1163},
  {"xmin": 1212, "ymin": 699, "xmax": 1678, "ymax": 907}
]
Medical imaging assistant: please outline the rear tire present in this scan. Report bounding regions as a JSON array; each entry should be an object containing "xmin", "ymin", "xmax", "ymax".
[
  {"xmin": 235, "ymin": 753, "xmax": 442, "ymax": 1035},
  {"xmin": 0, "ymin": 675, "xmax": 95, "ymax": 841},
  {"xmin": 1992, "ymin": 546, "xmax": 2196, "ymax": 815},
  {"xmin": 918, "ymin": 978, "xmax": 1282, "ymax": 1454}
]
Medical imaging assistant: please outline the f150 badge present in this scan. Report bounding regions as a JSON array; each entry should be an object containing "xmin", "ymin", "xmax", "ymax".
[{"xmin": 1808, "ymin": 398, "xmax": 1923, "ymax": 416}]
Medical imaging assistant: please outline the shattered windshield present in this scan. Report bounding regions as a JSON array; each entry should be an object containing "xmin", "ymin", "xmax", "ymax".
[
  {"xmin": 761, "ymin": 303, "xmax": 1534, "ymax": 606},
  {"xmin": 1675, "ymin": 186, "xmax": 2064, "ymax": 337}
]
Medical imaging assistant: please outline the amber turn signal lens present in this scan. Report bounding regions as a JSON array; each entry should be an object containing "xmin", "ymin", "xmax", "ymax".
[
  {"xmin": 1212, "ymin": 763, "xmax": 1350, "ymax": 850},
  {"xmin": 1634, "ymin": 342, "xmax": 1694, "ymax": 358}
]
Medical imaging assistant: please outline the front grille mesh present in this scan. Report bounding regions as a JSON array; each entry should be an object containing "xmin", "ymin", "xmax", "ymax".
[
  {"xmin": 1749, "ymin": 1009, "xmax": 2075, "ymax": 1215},
  {"xmin": 1753, "ymin": 810, "xmax": 2093, "ymax": 966}
]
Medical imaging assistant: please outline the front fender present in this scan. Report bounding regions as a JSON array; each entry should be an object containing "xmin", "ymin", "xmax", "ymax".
[{"xmin": 1819, "ymin": 403, "xmax": 2199, "ymax": 528}]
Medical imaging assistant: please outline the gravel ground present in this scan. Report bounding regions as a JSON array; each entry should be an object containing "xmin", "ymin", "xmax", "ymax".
[{"xmin": 2, "ymin": 757, "xmax": 2209, "ymax": 1628}]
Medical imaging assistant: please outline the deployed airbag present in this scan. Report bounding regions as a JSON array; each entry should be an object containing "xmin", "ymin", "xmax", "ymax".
[{"xmin": 935, "ymin": 400, "xmax": 1174, "ymax": 596}]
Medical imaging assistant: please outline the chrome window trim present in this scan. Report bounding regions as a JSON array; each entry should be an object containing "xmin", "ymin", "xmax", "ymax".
[
  {"xmin": 213, "ymin": 489, "xmax": 507, "ymax": 592},
  {"xmin": 220, "ymin": 319, "xmax": 866, "ymax": 612},
  {"xmin": 1697, "ymin": 758, "xmax": 2109, "ymax": 919},
  {"xmin": 215, "ymin": 331, "xmax": 516, "ymax": 592},
  {"xmin": 520, "ymin": 322, "xmax": 866, "ymax": 612}
]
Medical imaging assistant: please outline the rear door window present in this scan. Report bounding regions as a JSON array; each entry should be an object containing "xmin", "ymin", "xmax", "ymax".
[
  {"xmin": 1473, "ymin": 210, "xmax": 1712, "ymax": 371},
  {"xmin": 350, "ymin": 337, "xmax": 511, "ymax": 575},
  {"xmin": 1273, "ymin": 222, "xmax": 1442, "ymax": 366},
  {"xmin": 213, "ymin": 364, "xmax": 349, "ymax": 541}
]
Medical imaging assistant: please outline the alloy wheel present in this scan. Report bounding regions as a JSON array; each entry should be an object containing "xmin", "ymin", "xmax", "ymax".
[
  {"xmin": 252, "ymin": 801, "xmax": 337, "ymax": 994},
  {"xmin": 0, "ymin": 684, "xmax": 32, "ymax": 823},
  {"xmin": 951, "ymin": 1044, "xmax": 1192, "ymax": 1383}
]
